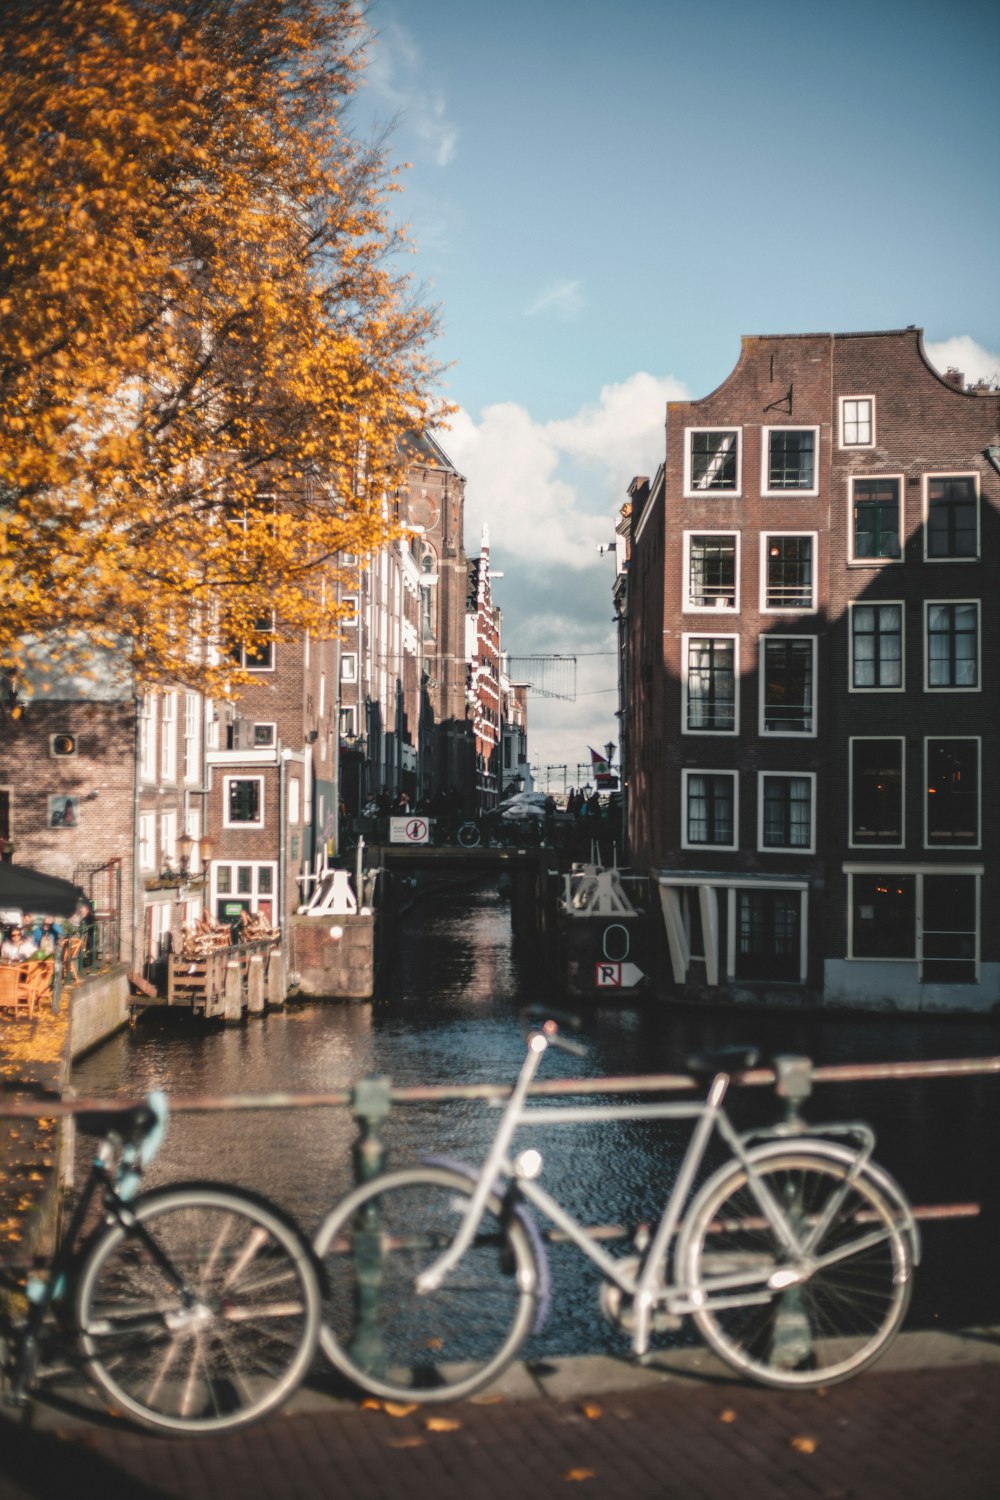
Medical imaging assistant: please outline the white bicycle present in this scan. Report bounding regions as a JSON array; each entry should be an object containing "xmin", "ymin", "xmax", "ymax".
[{"xmin": 314, "ymin": 1009, "xmax": 918, "ymax": 1402}]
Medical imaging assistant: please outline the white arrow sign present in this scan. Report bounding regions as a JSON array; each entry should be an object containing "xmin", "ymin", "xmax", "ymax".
[{"xmin": 595, "ymin": 960, "xmax": 645, "ymax": 988}]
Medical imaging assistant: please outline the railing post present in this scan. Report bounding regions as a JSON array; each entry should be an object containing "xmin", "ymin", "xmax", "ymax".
[{"xmin": 349, "ymin": 1074, "xmax": 392, "ymax": 1377}]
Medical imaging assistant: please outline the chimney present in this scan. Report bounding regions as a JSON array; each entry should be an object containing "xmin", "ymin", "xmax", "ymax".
[{"xmin": 943, "ymin": 367, "xmax": 965, "ymax": 390}]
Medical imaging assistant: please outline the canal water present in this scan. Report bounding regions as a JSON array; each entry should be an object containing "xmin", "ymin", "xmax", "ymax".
[{"xmin": 73, "ymin": 879, "xmax": 1000, "ymax": 1355}]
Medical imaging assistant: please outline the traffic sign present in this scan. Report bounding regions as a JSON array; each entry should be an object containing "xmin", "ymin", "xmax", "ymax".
[
  {"xmin": 595, "ymin": 960, "xmax": 645, "ymax": 988},
  {"xmin": 390, "ymin": 816, "xmax": 429, "ymax": 845}
]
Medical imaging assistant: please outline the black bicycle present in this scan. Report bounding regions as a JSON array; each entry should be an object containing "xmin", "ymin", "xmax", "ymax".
[{"xmin": 1, "ymin": 1095, "xmax": 321, "ymax": 1434}]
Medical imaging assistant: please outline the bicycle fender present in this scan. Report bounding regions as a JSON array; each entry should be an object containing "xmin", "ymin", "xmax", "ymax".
[
  {"xmin": 742, "ymin": 1140, "xmax": 922, "ymax": 1266},
  {"xmin": 421, "ymin": 1155, "xmax": 551, "ymax": 1332}
]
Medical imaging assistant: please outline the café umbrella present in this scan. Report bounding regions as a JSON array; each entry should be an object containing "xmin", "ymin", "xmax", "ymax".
[{"xmin": 0, "ymin": 861, "xmax": 83, "ymax": 919}]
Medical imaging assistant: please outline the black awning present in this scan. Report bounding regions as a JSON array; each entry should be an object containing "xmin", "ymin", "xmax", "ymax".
[{"xmin": 0, "ymin": 861, "xmax": 84, "ymax": 918}]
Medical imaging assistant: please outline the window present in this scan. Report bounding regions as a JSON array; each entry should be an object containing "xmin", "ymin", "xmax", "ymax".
[
  {"xmin": 851, "ymin": 477, "xmax": 901, "ymax": 561},
  {"xmin": 761, "ymin": 637, "xmax": 815, "ymax": 735},
  {"xmin": 850, "ymin": 873, "xmax": 915, "ymax": 959},
  {"xmin": 850, "ymin": 603, "xmax": 903, "ymax": 690},
  {"xmin": 684, "ymin": 635, "xmax": 737, "ymax": 733},
  {"xmin": 925, "ymin": 601, "xmax": 979, "ymax": 690},
  {"xmin": 182, "ymin": 693, "xmax": 200, "ymax": 782},
  {"xmin": 762, "ymin": 427, "xmax": 818, "ymax": 495},
  {"xmin": 160, "ymin": 691, "xmax": 177, "ymax": 782},
  {"xmin": 138, "ymin": 812, "xmax": 156, "ymax": 871},
  {"xmin": 925, "ymin": 475, "xmax": 978, "ymax": 560},
  {"xmin": 253, "ymin": 723, "xmax": 276, "ymax": 747},
  {"xmin": 341, "ymin": 652, "xmax": 358, "ymax": 682},
  {"xmin": 682, "ymin": 771, "xmax": 737, "ymax": 849},
  {"xmin": 926, "ymin": 738, "xmax": 979, "ymax": 847},
  {"xmin": 212, "ymin": 861, "xmax": 277, "ymax": 924},
  {"xmin": 759, "ymin": 773, "xmax": 815, "ymax": 852},
  {"xmin": 139, "ymin": 693, "xmax": 157, "ymax": 782},
  {"xmin": 339, "ymin": 705, "xmax": 358, "ymax": 739},
  {"xmin": 685, "ymin": 429, "xmax": 741, "ymax": 495},
  {"xmin": 735, "ymin": 890, "xmax": 802, "ymax": 981},
  {"xmin": 840, "ymin": 397, "xmax": 874, "ymax": 447},
  {"xmin": 288, "ymin": 777, "xmax": 300, "ymax": 825},
  {"xmin": 342, "ymin": 595, "xmax": 358, "ymax": 626},
  {"xmin": 850, "ymin": 738, "xmax": 904, "ymax": 847},
  {"xmin": 848, "ymin": 870, "xmax": 979, "ymax": 983},
  {"xmin": 160, "ymin": 809, "xmax": 177, "ymax": 866},
  {"xmin": 761, "ymin": 534, "xmax": 814, "ymax": 612},
  {"xmin": 225, "ymin": 776, "xmax": 264, "ymax": 827},
  {"xmin": 234, "ymin": 617, "xmax": 275, "ymax": 671},
  {"xmin": 685, "ymin": 534, "xmax": 738, "ymax": 611}
]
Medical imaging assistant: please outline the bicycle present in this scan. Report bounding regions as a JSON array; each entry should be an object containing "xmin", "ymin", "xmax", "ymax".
[
  {"xmin": 1, "ymin": 1095, "xmax": 322, "ymax": 1434},
  {"xmin": 313, "ymin": 1009, "xmax": 919, "ymax": 1403}
]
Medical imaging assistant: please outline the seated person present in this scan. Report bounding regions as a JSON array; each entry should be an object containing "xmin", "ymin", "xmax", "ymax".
[
  {"xmin": 32, "ymin": 915, "xmax": 61, "ymax": 956},
  {"xmin": 1, "ymin": 926, "xmax": 38, "ymax": 963}
]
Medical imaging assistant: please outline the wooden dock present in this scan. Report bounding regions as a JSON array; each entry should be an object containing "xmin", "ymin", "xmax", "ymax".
[{"xmin": 143, "ymin": 940, "xmax": 286, "ymax": 1020}]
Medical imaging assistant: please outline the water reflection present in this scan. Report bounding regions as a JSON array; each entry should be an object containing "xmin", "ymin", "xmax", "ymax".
[{"xmin": 73, "ymin": 879, "xmax": 1000, "ymax": 1350}]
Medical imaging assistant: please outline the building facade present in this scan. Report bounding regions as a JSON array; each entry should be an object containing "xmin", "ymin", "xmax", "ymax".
[{"xmin": 626, "ymin": 328, "xmax": 1000, "ymax": 1012}]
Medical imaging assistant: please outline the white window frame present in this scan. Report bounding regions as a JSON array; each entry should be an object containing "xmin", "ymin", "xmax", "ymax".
[
  {"xmin": 683, "ymin": 428, "xmax": 742, "ymax": 498},
  {"xmin": 848, "ymin": 600, "xmax": 905, "ymax": 693},
  {"xmin": 759, "ymin": 635, "xmax": 817, "ymax": 738},
  {"xmin": 160, "ymin": 809, "xmax": 177, "ymax": 867},
  {"xmin": 757, "ymin": 771, "xmax": 816, "ymax": 854},
  {"xmin": 924, "ymin": 599, "xmax": 980, "ymax": 693},
  {"xmin": 252, "ymin": 722, "xmax": 277, "ymax": 748},
  {"xmin": 288, "ymin": 777, "xmax": 301, "ymax": 826},
  {"xmin": 182, "ymin": 693, "xmax": 200, "ymax": 783},
  {"xmin": 139, "ymin": 692, "xmax": 158, "ymax": 783},
  {"xmin": 760, "ymin": 531, "xmax": 817, "ymax": 615},
  {"xmin": 761, "ymin": 425, "xmax": 820, "ymax": 498},
  {"xmin": 138, "ymin": 812, "xmax": 156, "ymax": 871},
  {"xmin": 340, "ymin": 652, "xmax": 358, "ymax": 682},
  {"xmin": 213, "ymin": 860, "xmax": 278, "ymax": 915},
  {"xmin": 845, "ymin": 864, "xmax": 981, "ymax": 982},
  {"xmin": 922, "ymin": 472, "xmax": 980, "ymax": 562},
  {"xmin": 681, "ymin": 769, "xmax": 739, "ymax": 851},
  {"xmin": 839, "ymin": 395, "xmax": 875, "ymax": 449},
  {"xmin": 223, "ymin": 774, "xmax": 265, "ymax": 829},
  {"xmin": 848, "ymin": 474, "xmax": 904, "ymax": 565},
  {"xmin": 848, "ymin": 736, "xmax": 905, "ymax": 850},
  {"xmin": 924, "ymin": 735, "xmax": 981, "ymax": 850},
  {"xmin": 342, "ymin": 595, "xmax": 358, "ymax": 626},
  {"xmin": 681, "ymin": 632, "xmax": 740, "ymax": 737},
  {"xmin": 160, "ymin": 691, "xmax": 177, "ymax": 783},
  {"xmin": 236, "ymin": 614, "xmax": 276, "ymax": 673},
  {"xmin": 339, "ymin": 705, "xmax": 358, "ymax": 738}
]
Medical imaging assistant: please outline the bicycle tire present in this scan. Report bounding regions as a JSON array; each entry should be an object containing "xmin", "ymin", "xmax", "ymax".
[
  {"xmin": 76, "ymin": 1182, "xmax": 321, "ymax": 1434},
  {"xmin": 456, "ymin": 822, "xmax": 481, "ymax": 848},
  {"xmin": 678, "ymin": 1149, "xmax": 912, "ymax": 1388},
  {"xmin": 313, "ymin": 1166, "xmax": 537, "ymax": 1403}
]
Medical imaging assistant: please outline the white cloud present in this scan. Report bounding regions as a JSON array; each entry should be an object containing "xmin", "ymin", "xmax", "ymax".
[
  {"xmin": 524, "ymin": 279, "xmax": 585, "ymax": 321},
  {"xmin": 924, "ymin": 335, "xmax": 1000, "ymax": 387},
  {"xmin": 445, "ymin": 372, "xmax": 687, "ymax": 570},
  {"xmin": 364, "ymin": 19, "xmax": 458, "ymax": 167},
  {"xmin": 441, "ymin": 372, "xmax": 688, "ymax": 774}
]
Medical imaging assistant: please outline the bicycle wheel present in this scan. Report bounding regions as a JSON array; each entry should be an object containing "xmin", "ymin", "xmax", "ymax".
[
  {"xmin": 76, "ymin": 1183, "xmax": 321, "ymax": 1434},
  {"xmin": 678, "ymin": 1150, "xmax": 911, "ymax": 1388},
  {"xmin": 314, "ymin": 1166, "xmax": 537, "ymax": 1403},
  {"xmin": 456, "ymin": 821, "xmax": 481, "ymax": 848}
]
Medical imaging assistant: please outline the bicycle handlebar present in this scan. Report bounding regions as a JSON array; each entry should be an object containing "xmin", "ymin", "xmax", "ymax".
[{"xmin": 519, "ymin": 1006, "xmax": 588, "ymax": 1058}]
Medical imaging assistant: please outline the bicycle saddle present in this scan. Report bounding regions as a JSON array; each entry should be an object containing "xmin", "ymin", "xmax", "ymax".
[
  {"xmin": 685, "ymin": 1045, "xmax": 760, "ymax": 1078},
  {"xmin": 75, "ymin": 1101, "xmax": 159, "ymax": 1142}
]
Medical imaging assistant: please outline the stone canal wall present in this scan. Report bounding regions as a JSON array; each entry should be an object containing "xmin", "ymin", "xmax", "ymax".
[
  {"xmin": 288, "ymin": 911, "xmax": 376, "ymax": 999},
  {"xmin": 68, "ymin": 964, "xmax": 131, "ymax": 1059}
]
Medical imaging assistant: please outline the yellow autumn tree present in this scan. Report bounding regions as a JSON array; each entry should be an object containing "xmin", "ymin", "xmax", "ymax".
[{"xmin": 0, "ymin": 0, "xmax": 444, "ymax": 694}]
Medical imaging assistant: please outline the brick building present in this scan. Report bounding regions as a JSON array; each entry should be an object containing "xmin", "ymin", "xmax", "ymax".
[{"xmin": 626, "ymin": 327, "xmax": 1000, "ymax": 1011}]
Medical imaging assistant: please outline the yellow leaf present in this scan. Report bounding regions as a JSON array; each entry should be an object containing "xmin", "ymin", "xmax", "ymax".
[
  {"xmin": 360, "ymin": 1398, "xmax": 382, "ymax": 1411},
  {"xmin": 424, "ymin": 1417, "xmax": 461, "ymax": 1433},
  {"xmin": 580, "ymin": 1402, "xmax": 602, "ymax": 1420},
  {"xmin": 789, "ymin": 1435, "xmax": 818, "ymax": 1454},
  {"xmin": 387, "ymin": 1436, "xmax": 426, "ymax": 1450},
  {"xmin": 425, "ymin": 1337, "xmax": 444, "ymax": 1350},
  {"xmin": 718, "ymin": 1408, "xmax": 738, "ymax": 1423},
  {"xmin": 383, "ymin": 1402, "xmax": 419, "ymax": 1418},
  {"xmin": 470, "ymin": 1393, "xmax": 505, "ymax": 1405},
  {"xmin": 564, "ymin": 1470, "xmax": 595, "ymax": 1483}
]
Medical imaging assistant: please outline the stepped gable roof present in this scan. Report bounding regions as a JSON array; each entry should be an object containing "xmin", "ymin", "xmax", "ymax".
[{"xmin": 401, "ymin": 429, "xmax": 464, "ymax": 478}]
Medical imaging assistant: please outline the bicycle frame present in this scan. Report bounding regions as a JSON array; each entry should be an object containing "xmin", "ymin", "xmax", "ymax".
[{"xmin": 415, "ymin": 1031, "xmax": 897, "ymax": 1357}]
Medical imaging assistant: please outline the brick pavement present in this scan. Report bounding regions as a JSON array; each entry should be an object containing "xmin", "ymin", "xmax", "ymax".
[{"xmin": 2, "ymin": 1337, "xmax": 1000, "ymax": 1500}]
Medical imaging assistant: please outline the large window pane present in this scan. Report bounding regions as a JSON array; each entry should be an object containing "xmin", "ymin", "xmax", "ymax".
[
  {"xmin": 765, "ymin": 536, "xmax": 813, "ymax": 609},
  {"xmin": 688, "ymin": 536, "xmax": 737, "ymax": 609},
  {"xmin": 686, "ymin": 774, "xmax": 735, "ymax": 846},
  {"xmin": 762, "ymin": 638, "xmax": 814, "ymax": 733},
  {"xmin": 851, "ymin": 739, "xmax": 903, "ymax": 845},
  {"xmin": 852, "ymin": 604, "xmax": 902, "ymax": 688},
  {"xmin": 768, "ymin": 430, "xmax": 815, "ymax": 490},
  {"xmin": 762, "ymin": 775, "xmax": 812, "ymax": 849},
  {"xmin": 690, "ymin": 430, "xmax": 738, "ymax": 491},
  {"xmin": 853, "ymin": 478, "xmax": 900, "ymax": 559},
  {"xmin": 851, "ymin": 875, "xmax": 916, "ymax": 959},
  {"xmin": 926, "ymin": 739, "xmax": 978, "ymax": 845},
  {"xmin": 927, "ymin": 477, "xmax": 977, "ymax": 558},
  {"xmin": 922, "ymin": 875, "xmax": 977, "ymax": 982},
  {"xmin": 927, "ymin": 602, "xmax": 978, "ymax": 688},
  {"xmin": 687, "ymin": 638, "xmax": 736, "ymax": 731}
]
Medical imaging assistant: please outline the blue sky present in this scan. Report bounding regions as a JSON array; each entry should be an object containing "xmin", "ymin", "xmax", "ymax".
[{"xmin": 355, "ymin": 0, "xmax": 1000, "ymax": 779}]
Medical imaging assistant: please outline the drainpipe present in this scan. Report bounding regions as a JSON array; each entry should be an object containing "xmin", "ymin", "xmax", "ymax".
[
  {"xmin": 278, "ymin": 743, "xmax": 287, "ymax": 934},
  {"xmin": 131, "ymin": 690, "xmax": 142, "ymax": 971}
]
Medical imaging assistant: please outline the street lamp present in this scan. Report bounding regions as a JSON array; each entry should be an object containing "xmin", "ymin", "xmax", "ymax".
[
  {"xmin": 197, "ymin": 834, "xmax": 214, "ymax": 867},
  {"xmin": 515, "ymin": 772, "xmax": 525, "ymax": 793},
  {"xmin": 177, "ymin": 830, "xmax": 194, "ymax": 878},
  {"xmin": 583, "ymin": 782, "xmax": 593, "ymax": 798}
]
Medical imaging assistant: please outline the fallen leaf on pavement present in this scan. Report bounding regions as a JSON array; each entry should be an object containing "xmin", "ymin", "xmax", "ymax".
[
  {"xmin": 580, "ymin": 1402, "xmax": 602, "ymax": 1420},
  {"xmin": 425, "ymin": 1416, "xmax": 461, "ymax": 1432},
  {"xmin": 388, "ymin": 1436, "xmax": 426, "ymax": 1449},
  {"xmin": 384, "ymin": 1401, "xmax": 420, "ymax": 1418},
  {"xmin": 718, "ymin": 1408, "xmax": 738, "ymax": 1423},
  {"xmin": 564, "ymin": 1469, "xmax": 595, "ymax": 1482},
  {"xmin": 790, "ymin": 1435, "xmax": 818, "ymax": 1454}
]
